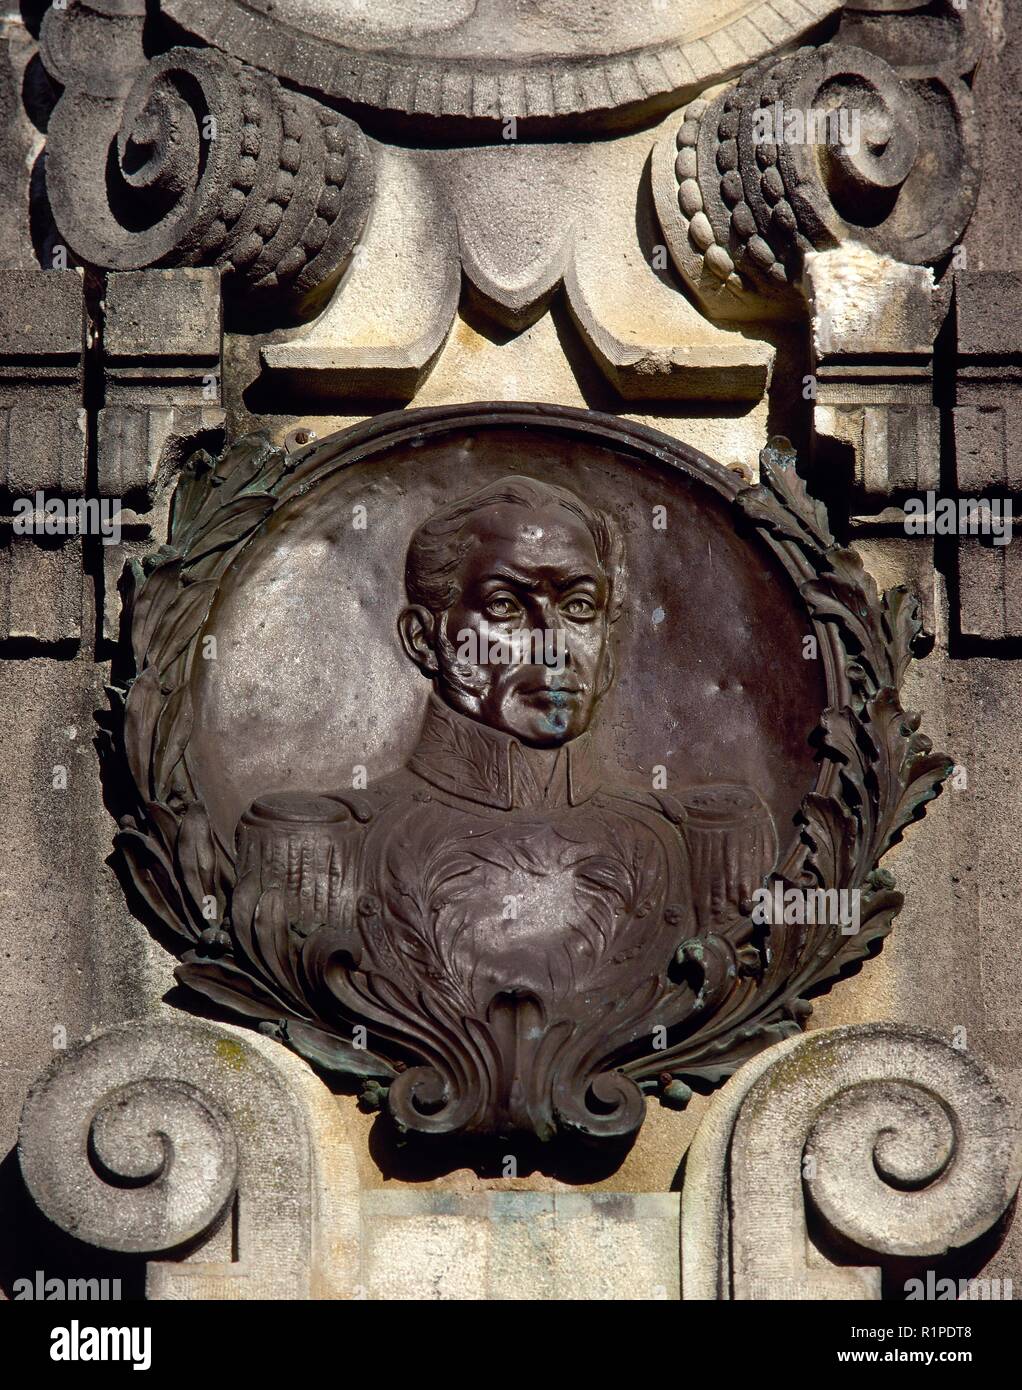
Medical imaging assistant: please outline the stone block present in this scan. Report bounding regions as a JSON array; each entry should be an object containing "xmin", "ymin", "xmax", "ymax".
[
  {"xmin": 955, "ymin": 271, "xmax": 1022, "ymax": 358},
  {"xmin": 954, "ymin": 402, "xmax": 1022, "ymax": 493},
  {"xmin": 0, "ymin": 404, "xmax": 87, "ymax": 494},
  {"xmin": 957, "ymin": 538, "xmax": 1022, "ymax": 642},
  {"xmin": 0, "ymin": 537, "xmax": 82, "ymax": 644},
  {"xmin": 0, "ymin": 269, "xmax": 85, "ymax": 361},
  {"xmin": 105, "ymin": 269, "xmax": 222, "ymax": 362},
  {"xmin": 806, "ymin": 246, "xmax": 935, "ymax": 359},
  {"xmin": 358, "ymin": 1191, "xmax": 680, "ymax": 1300}
]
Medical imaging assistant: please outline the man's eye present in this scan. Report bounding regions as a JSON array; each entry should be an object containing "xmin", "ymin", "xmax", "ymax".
[
  {"xmin": 562, "ymin": 595, "xmax": 596, "ymax": 619},
  {"xmin": 485, "ymin": 595, "xmax": 521, "ymax": 620}
]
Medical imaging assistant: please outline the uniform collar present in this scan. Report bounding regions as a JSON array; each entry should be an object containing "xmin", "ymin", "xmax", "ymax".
[{"xmin": 409, "ymin": 694, "xmax": 602, "ymax": 811}]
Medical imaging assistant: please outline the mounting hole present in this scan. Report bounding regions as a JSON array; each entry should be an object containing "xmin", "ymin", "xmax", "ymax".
[{"xmin": 285, "ymin": 427, "xmax": 318, "ymax": 453}]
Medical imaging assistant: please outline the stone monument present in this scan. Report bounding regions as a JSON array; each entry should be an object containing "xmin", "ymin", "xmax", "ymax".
[{"xmin": 1, "ymin": 0, "xmax": 1020, "ymax": 1305}]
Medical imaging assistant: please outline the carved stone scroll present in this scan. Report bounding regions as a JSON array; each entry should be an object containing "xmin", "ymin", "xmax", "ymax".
[
  {"xmin": 682, "ymin": 1024, "xmax": 1022, "ymax": 1299},
  {"xmin": 653, "ymin": 7, "xmax": 982, "ymax": 322},
  {"xmin": 40, "ymin": 4, "xmax": 374, "ymax": 313},
  {"xmin": 18, "ymin": 1018, "xmax": 362, "ymax": 1298}
]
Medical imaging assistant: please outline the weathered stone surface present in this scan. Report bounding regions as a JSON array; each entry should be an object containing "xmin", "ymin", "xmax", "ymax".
[
  {"xmin": 816, "ymin": 403, "xmax": 939, "ymax": 499},
  {"xmin": 17, "ymin": 1017, "xmax": 362, "ymax": 1299},
  {"xmin": 0, "ymin": 538, "xmax": 83, "ymax": 644},
  {"xmin": 0, "ymin": 21, "xmax": 43, "ymax": 272},
  {"xmin": 955, "ymin": 270, "xmax": 1022, "ymax": 357},
  {"xmin": 953, "ymin": 404, "xmax": 1022, "ymax": 494},
  {"xmin": 805, "ymin": 245, "xmax": 940, "ymax": 503},
  {"xmin": 956, "ymin": 540, "xmax": 1022, "ymax": 643},
  {"xmin": 0, "ymin": 0, "xmax": 1019, "ymax": 1307},
  {"xmin": 359, "ymin": 1192, "xmax": 679, "ymax": 1301},
  {"xmin": 683, "ymin": 1024, "xmax": 1022, "ymax": 1300},
  {"xmin": 0, "ymin": 268, "xmax": 85, "ymax": 360},
  {"xmin": 263, "ymin": 133, "xmax": 773, "ymax": 403},
  {"xmin": 952, "ymin": 270, "xmax": 1022, "ymax": 643},
  {"xmin": 0, "ymin": 651, "xmax": 151, "ymax": 1162},
  {"xmin": 805, "ymin": 247, "xmax": 936, "ymax": 358},
  {"xmin": 162, "ymin": 0, "xmax": 842, "ymax": 130},
  {"xmin": 963, "ymin": 0, "xmax": 1022, "ymax": 272},
  {"xmin": 564, "ymin": 135, "xmax": 772, "ymax": 400},
  {"xmin": 0, "ymin": 268, "xmax": 88, "ymax": 655},
  {"xmin": 96, "ymin": 268, "xmax": 227, "ymax": 641},
  {"xmin": 261, "ymin": 146, "xmax": 460, "ymax": 399},
  {"xmin": 652, "ymin": 16, "xmax": 981, "ymax": 323},
  {"xmin": 0, "ymin": 269, "xmax": 86, "ymax": 498},
  {"xmin": 0, "ymin": 406, "xmax": 87, "ymax": 496},
  {"xmin": 105, "ymin": 269, "xmax": 221, "ymax": 365},
  {"xmin": 97, "ymin": 406, "xmax": 225, "ymax": 497}
]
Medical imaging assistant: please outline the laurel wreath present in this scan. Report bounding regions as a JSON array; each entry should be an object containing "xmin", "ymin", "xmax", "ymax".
[{"xmin": 108, "ymin": 426, "xmax": 951, "ymax": 1119}]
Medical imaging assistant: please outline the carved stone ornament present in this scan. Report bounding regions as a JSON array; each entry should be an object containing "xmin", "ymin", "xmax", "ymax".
[
  {"xmin": 108, "ymin": 404, "xmax": 951, "ymax": 1147},
  {"xmin": 35, "ymin": 0, "xmax": 982, "ymax": 338},
  {"xmin": 652, "ymin": 0, "xmax": 984, "ymax": 320},
  {"xmin": 159, "ymin": 0, "xmax": 843, "ymax": 130},
  {"xmin": 39, "ymin": 2, "xmax": 374, "ymax": 315},
  {"xmin": 682, "ymin": 1024, "xmax": 1022, "ymax": 1299},
  {"xmin": 17, "ymin": 1017, "xmax": 362, "ymax": 1298}
]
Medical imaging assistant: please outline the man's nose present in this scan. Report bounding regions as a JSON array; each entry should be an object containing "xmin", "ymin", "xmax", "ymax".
[{"xmin": 533, "ymin": 599, "xmax": 570, "ymax": 668}]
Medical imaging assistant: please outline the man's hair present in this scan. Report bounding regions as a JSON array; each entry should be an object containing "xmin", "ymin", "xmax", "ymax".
[{"xmin": 405, "ymin": 475, "xmax": 626, "ymax": 619}]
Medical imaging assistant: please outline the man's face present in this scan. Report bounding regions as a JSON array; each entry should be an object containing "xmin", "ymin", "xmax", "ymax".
[{"xmin": 415, "ymin": 501, "xmax": 614, "ymax": 746}]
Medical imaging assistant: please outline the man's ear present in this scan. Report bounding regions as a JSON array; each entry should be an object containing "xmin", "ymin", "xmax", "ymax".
[{"xmin": 398, "ymin": 605, "xmax": 439, "ymax": 675}]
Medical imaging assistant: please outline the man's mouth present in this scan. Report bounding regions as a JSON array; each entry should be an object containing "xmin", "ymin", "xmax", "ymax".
[{"xmin": 519, "ymin": 682, "xmax": 582, "ymax": 700}]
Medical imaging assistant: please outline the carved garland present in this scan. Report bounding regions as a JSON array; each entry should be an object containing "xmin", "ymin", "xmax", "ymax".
[
  {"xmin": 109, "ymin": 408, "xmax": 950, "ymax": 1141},
  {"xmin": 653, "ymin": 7, "xmax": 983, "ymax": 322},
  {"xmin": 39, "ymin": 4, "xmax": 374, "ymax": 313}
]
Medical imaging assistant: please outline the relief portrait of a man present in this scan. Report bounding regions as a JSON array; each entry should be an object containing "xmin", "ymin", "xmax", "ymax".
[{"xmin": 230, "ymin": 474, "xmax": 777, "ymax": 1138}]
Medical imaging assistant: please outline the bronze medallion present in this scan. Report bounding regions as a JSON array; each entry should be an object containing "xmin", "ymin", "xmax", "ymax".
[{"xmin": 111, "ymin": 404, "xmax": 949, "ymax": 1146}]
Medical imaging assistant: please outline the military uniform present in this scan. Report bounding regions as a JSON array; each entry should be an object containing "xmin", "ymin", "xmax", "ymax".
[{"xmin": 236, "ymin": 695, "xmax": 775, "ymax": 1020}]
